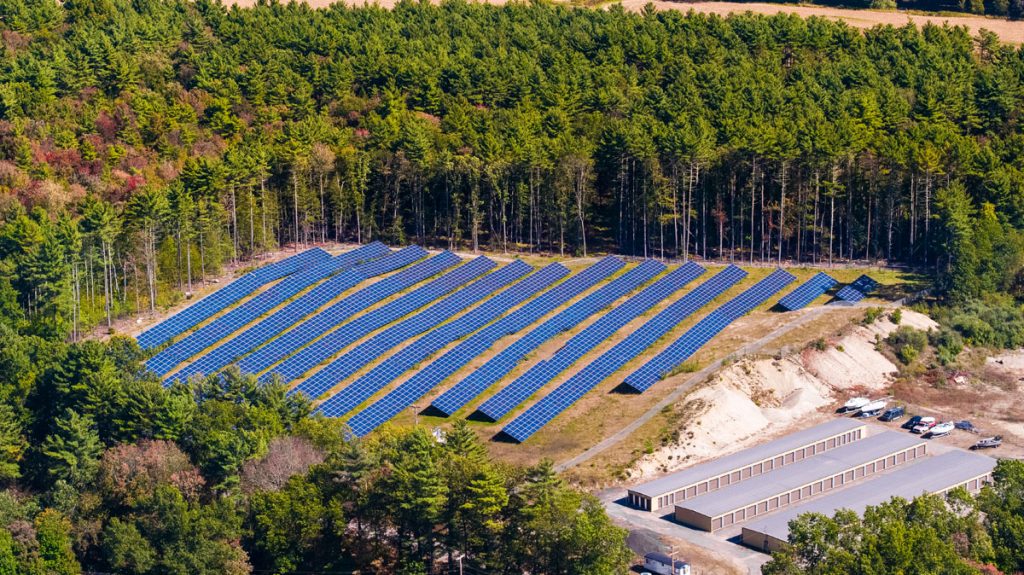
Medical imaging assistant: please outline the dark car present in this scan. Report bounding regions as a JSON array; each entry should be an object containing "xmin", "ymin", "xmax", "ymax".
[
  {"xmin": 879, "ymin": 406, "xmax": 906, "ymax": 422},
  {"xmin": 902, "ymin": 415, "xmax": 922, "ymax": 430}
]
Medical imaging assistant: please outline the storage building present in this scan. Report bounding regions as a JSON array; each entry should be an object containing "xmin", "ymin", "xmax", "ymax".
[
  {"xmin": 740, "ymin": 450, "xmax": 996, "ymax": 553},
  {"xmin": 674, "ymin": 431, "xmax": 926, "ymax": 531},
  {"xmin": 627, "ymin": 419, "xmax": 866, "ymax": 512}
]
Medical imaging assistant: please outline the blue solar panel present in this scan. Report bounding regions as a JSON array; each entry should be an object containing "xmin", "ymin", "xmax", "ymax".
[
  {"xmin": 164, "ymin": 248, "xmax": 454, "ymax": 385},
  {"xmin": 144, "ymin": 242, "xmax": 396, "ymax": 376},
  {"xmin": 292, "ymin": 260, "xmax": 542, "ymax": 403},
  {"xmin": 497, "ymin": 265, "xmax": 748, "ymax": 442},
  {"xmin": 251, "ymin": 255, "xmax": 495, "ymax": 383},
  {"xmin": 348, "ymin": 258, "xmax": 663, "ymax": 436},
  {"xmin": 429, "ymin": 258, "xmax": 662, "ymax": 418},
  {"xmin": 477, "ymin": 261, "xmax": 705, "ymax": 422},
  {"xmin": 619, "ymin": 268, "xmax": 797, "ymax": 395},
  {"xmin": 836, "ymin": 274, "xmax": 879, "ymax": 302},
  {"xmin": 313, "ymin": 262, "xmax": 568, "ymax": 419},
  {"xmin": 137, "ymin": 248, "xmax": 332, "ymax": 349},
  {"xmin": 777, "ymin": 272, "xmax": 838, "ymax": 311}
]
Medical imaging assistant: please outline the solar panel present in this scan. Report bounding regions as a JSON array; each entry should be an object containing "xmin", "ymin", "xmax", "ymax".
[
  {"xmin": 835, "ymin": 274, "xmax": 879, "ymax": 302},
  {"xmin": 313, "ymin": 262, "xmax": 568, "ymax": 419},
  {"xmin": 477, "ymin": 261, "xmax": 705, "ymax": 423},
  {"xmin": 620, "ymin": 268, "xmax": 797, "ymax": 395},
  {"xmin": 348, "ymin": 259, "xmax": 663, "ymax": 436},
  {"xmin": 430, "ymin": 258, "xmax": 661, "ymax": 418},
  {"xmin": 137, "ymin": 248, "xmax": 333, "ymax": 349},
  {"xmin": 165, "ymin": 249, "xmax": 458, "ymax": 385},
  {"xmin": 777, "ymin": 272, "xmax": 838, "ymax": 311},
  {"xmin": 292, "ymin": 260, "xmax": 542, "ymax": 403},
  {"xmin": 251, "ymin": 255, "xmax": 495, "ymax": 383},
  {"xmin": 144, "ymin": 243, "xmax": 398, "ymax": 376},
  {"xmin": 499, "ymin": 265, "xmax": 749, "ymax": 442}
]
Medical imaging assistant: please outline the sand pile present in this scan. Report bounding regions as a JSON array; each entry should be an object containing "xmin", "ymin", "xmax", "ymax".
[{"xmin": 629, "ymin": 308, "xmax": 937, "ymax": 479}]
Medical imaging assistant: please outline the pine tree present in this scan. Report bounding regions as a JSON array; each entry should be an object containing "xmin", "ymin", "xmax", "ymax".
[
  {"xmin": 41, "ymin": 409, "xmax": 102, "ymax": 485},
  {"xmin": 0, "ymin": 404, "xmax": 25, "ymax": 481}
]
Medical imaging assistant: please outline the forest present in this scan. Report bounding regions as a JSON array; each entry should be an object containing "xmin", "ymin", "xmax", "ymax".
[
  {"xmin": 1, "ymin": 0, "xmax": 1024, "ymax": 572},
  {"xmin": 0, "ymin": 0, "xmax": 1023, "ymax": 339}
]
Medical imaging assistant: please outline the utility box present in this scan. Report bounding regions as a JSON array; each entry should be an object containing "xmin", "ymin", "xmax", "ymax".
[{"xmin": 643, "ymin": 552, "xmax": 691, "ymax": 575}]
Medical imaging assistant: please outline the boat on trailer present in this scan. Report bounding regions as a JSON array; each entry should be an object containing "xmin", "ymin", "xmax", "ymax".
[
  {"xmin": 926, "ymin": 421, "xmax": 955, "ymax": 438},
  {"xmin": 971, "ymin": 436, "xmax": 1002, "ymax": 450},
  {"xmin": 842, "ymin": 397, "xmax": 870, "ymax": 412}
]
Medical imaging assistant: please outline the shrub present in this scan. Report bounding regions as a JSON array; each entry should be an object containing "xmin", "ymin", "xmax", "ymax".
[
  {"xmin": 929, "ymin": 326, "xmax": 965, "ymax": 365},
  {"xmin": 887, "ymin": 326, "xmax": 928, "ymax": 364},
  {"xmin": 890, "ymin": 309, "xmax": 902, "ymax": 325},
  {"xmin": 863, "ymin": 307, "xmax": 885, "ymax": 325}
]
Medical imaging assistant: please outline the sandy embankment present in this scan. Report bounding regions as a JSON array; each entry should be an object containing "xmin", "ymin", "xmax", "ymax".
[{"xmin": 630, "ymin": 309, "xmax": 938, "ymax": 478}]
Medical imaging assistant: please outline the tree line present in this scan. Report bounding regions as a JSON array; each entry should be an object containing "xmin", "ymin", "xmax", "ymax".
[
  {"xmin": 0, "ymin": 0, "xmax": 1023, "ymax": 336},
  {"xmin": 0, "ymin": 316, "xmax": 631, "ymax": 574}
]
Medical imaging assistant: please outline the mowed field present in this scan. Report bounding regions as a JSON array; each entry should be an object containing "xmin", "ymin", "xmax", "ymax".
[{"xmin": 223, "ymin": 0, "xmax": 1024, "ymax": 44}]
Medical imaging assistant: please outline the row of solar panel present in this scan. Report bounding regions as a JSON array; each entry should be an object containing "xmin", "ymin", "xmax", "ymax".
[
  {"xmin": 165, "ymin": 246, "xmax": 442, "ymax": 385},
  {"xmin": 145, "ymin": 242, "xmax": 391, "ymax": 375},
  {"xmin": 776, "ymin": 272, "xmax": 880, "ymax": 309},
  {"xmin": 141, "ymin": 243, "xmax": 859, "ymax": 444},
  {"xmin": 136, "ymin": 247, "xmax": 331, "ymax": 350}
]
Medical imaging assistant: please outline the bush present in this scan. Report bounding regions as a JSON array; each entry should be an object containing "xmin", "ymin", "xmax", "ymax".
[
  {"xmin": 863, "ymin": 307, "xmax": 885, "ymax": 325},
  {"xmin": 890, "ymin": 309, "xmax": 902, "ymax": 325},
  {"xmin": 932, "ymin": 297, "xmax": 1024, "ymax": 349},
  {"xmin": 929, "ymin": 326, "xmax": 964, "ymax": 365},
  {"xmin": 887, "ymin": 326, "xmax": 928, "ymax": 364}
]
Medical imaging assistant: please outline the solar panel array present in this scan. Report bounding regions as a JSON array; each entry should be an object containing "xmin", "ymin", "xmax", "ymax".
[
  {"xmin": 137, "ymin": 248, "xmax": 331, "ymax": 350},
  {"xmin": 478, "ymin": 261, "xmax": 704, "ymax": 422},
  {"xmin": 292, "ymin": 260, "xmax": 539, "ymax": 403},
  {"xmin": 430, "ymin": 258, "xmax": 658, "ymax": 417},
  {"xmin": 499, "ymin": 264, "xmax": 747, "ymax": 442},
  {"xmin": 835, "ymin": 274, "xmax": 879, "ymax": 302},
  {"xmin": 145, "ymin": 242, "xmax": 392, "ymax": 375},
  {"xmin": 164, "ymin": 247, "xmax": 440, "ymax": 384},
  {"xmin": 252, "ymin": 255, "xmax": 495, "ymax": 384},
  {"xmin": 777, "ymin": 272, "xmax": 838, "ymax": 311},
  {"xmin": 621, "ymin": 268, "xmax": 797, "ymax": 395},
  {"xmin": 348, "ymin": 258, "xmax": 656, "ymax": 436},
  {"xmin": 141, "ymin": 240, "xmax": 846, "ymax": 444},
  {"xmin": 315, "ymin": 263, "xmax": 569, "ymax": 419}
]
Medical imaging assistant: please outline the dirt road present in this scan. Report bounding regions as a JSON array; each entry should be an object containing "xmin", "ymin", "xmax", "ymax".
[
  {"xmin": 224, "ymin": 0, "xmax": 1023, "ymax": 44},
  {"xmin": 628, "ymin": 1, "xmax": 1024, "ymax": 43}
]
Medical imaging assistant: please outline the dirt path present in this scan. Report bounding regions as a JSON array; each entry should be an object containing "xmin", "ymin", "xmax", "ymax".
[
  {"xmin": 556, "ymin": 304, "xmax": 839, "ymax": 472},
  {"xmin": 224, "ymin": 0, "xmax": 1022, "ymax": 44},
  {"xmin": 629, "ymin": 1, "xmax": 1024, "ymax": 43}
]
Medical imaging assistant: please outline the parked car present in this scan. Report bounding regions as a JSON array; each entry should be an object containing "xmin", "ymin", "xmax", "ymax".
[
  {"xmin": 879, "ymin": 406, "xmax": 906, "ymax": 422},
  {"xmin": 903, "ymin": 415, "xmax": 923, "ymax": 430},
  {"xmin": 911, "ymin": 417, "xmax": 937, "ymax": 434}
]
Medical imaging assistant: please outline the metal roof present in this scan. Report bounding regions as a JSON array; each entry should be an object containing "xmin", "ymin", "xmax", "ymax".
[
  {"xmin": 677, "ymin": 432, "xmax": 925, "ymax": 517},
  {"xmin": 644, "ymin": 552, "xmax": 689, "ymax": 568},
  {"xmin": 629, "ymin": 419, "xmax": 867, "ymax": 498},
  {"xmin": 742, "ymin": 451, "xmax": 996, "ymax": 543}
]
